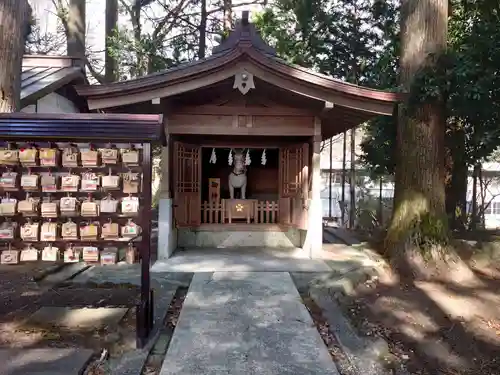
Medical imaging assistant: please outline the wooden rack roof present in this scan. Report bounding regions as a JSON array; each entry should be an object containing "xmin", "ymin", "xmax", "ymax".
[
  {"xmin": 21, "ymin": 55, "xmax": 86, "ymax": 107},
  {"xmin": 0, "ymin": 113, "xmax": 165, "ymax": 144}
]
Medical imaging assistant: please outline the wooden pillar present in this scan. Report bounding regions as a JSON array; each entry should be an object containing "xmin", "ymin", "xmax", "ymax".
[
  {"xmin": 349, "ymin": 127, "xmax": 356, "ymax": 228},
  {"xmin": 341, "ymin": 131, "xmax": 347, "ymax": 226},
  {"xmin": 158, "ymin": 120, "xmax": 175, "ymax": 259},
  {"xmin": 304, "ymin": 117, "xmax": 323, "ymax": 258},
  {"xmin": 159, "ymin": 140, "xmax": 170, "ymax": 199}
]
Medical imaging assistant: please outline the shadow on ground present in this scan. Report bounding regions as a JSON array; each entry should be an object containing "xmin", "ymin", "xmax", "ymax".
[{"xmin": 340, "ymin": 255, "xmax": 500, "ymax": 374}]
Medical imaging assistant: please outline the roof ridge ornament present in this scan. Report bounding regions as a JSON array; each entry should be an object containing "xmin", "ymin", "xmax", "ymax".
[
  {"xmin": 242, "ymin": 10, "xmax": 249, "ymax": 25},
  {"xmin": 233, "ymin": 69, "xmax": 255, "ymax": 95},
  {"xmin": 212, "ymin": 11, "xmax": 276, "ymax": 56}
]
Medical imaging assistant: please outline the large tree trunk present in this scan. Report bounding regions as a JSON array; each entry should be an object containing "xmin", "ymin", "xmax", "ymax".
[
  {"xmin": 385, "ymin": 0, "xmax": 459, "ymax": 279},
  {"xmin": 67, "ymin": 0, "xmax": 86, "ymax": 62},
  {"xmin": 223, "ymin": 0, "xmax": 232, "ymax": 33},
  {"xmin": 105, "ymin": 0, "xmax": 118, "ymax": 82},
  {"xmin": 198, "ymin": 0, "xmax": 207, "ymax": 59},
  {"xmin": 0, "ymin": 0, "xmax": 31, "ymax": 112}
]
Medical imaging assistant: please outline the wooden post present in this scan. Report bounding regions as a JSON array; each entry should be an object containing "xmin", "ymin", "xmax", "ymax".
[
  {"xmin": 329, "ymin": 136, "xmax": 333, "ymax": 218},
  {"xmin": 341, "ymin": 131, "xmax": 347, "ymax": 226},
  {"xmin": 138, "ymin": 142, "xmax": 153, "ymax": 348},
  {"xmin": 158, "ymin": 131, "xmax": 174, "ymax": 259},
  {"xmin": 304, "ymin": 117, "xmax": 322, "ymax": 258},
  {"xmin": 378, "ymin": 176, "xmax": 383, "ymax": 225},
  {"xmin": 349, "ymin": 127, "xmax": 356, "ymax": 228},
  {"xmin": 160, "ymin": 142, "xmax": 170, "ymax": 199}
]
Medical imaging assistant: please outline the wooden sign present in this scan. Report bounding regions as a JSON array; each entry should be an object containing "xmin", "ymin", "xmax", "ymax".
[{"xmin": 208, "ymin": 178, "xmax": 220, "ymax": 202}]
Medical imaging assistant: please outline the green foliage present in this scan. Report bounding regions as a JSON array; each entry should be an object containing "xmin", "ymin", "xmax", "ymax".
[
  {"xmin": 107, "ymin": 27, "xmax": 185, "ymax": 78},
  {"xmin": 360, "ymin": 0, "xmax": 500, "ymax": 176},
  {"xmin": 418, "ymin": 212, "xmax": 449, "ymax": 246},
  {"xmin": 359, "ymin": 116, "xmax": 397, "ymax": 176},
  {"xmin": 253, "ymin": 0, "xmax": 402, "ymax": 178},
  {"xmin": 255, "ymin": 0, "xmax": 399, "ymax": 84},
  {"xmin": 254, "ymin": 0, "xmax": 335, "ymax": 71}
]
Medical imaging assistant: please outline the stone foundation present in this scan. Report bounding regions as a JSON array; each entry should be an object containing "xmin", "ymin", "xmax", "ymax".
[
  {"xmin": 177, "ymin": 227, "xmax": 301, "ymax": 248},
  {"xmin": 157, "ymin": 198, "xmax": 176, "ymax": 260}
]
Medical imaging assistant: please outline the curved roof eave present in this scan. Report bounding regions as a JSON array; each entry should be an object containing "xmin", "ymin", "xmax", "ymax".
[
  {"xmin": 76, "ymin": 45, "xmax": 401, "ymax": 114},
  {"xmin": 76, "ymin": 48, "xmax": 242, "ymax": 97}
]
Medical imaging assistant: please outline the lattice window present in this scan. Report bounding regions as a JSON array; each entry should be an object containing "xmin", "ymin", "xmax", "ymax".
[
  {"xmin": 279, "ymin": 145, "xmax": 307, "ymax": 197},
  {"xmin": 174, "ymin": 143, "xmax": 200, "ymax": 193}
]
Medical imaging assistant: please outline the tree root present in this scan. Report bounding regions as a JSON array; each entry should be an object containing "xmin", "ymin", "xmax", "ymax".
[
  {"xmin": 388, "ymin": 241, "xmax": 477, "ymax": 285},
  {"xmin": 384, "ymin": 194, "xmax": 477, "ymax": 284}
]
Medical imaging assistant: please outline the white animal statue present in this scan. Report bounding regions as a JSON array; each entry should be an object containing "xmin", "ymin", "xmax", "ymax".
[{"xmin": 228, "ymin": 149, "xmax": 247, "ymax": 199}]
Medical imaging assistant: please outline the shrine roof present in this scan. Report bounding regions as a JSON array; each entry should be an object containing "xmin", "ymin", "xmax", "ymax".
[{"xmin": 75, "ymin": 11, "xmax": 400, "ymax": 135}]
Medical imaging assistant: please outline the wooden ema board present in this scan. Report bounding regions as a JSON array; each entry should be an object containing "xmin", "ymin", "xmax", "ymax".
[
  {"xmin": 0, "ymin": 142, "xmax": 146, "ymax": 265},
  {"xmin": 0, "ymin": 113, "xmax": 161, "ymax": 350}
]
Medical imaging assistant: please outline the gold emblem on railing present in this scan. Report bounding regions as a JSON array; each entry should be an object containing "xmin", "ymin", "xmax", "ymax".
[{"xmin": 235, "ymin": 203, "xmax": 244, "ymax": 212}]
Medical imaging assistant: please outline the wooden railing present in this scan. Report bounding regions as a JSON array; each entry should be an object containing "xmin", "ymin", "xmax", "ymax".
[
  {"xmin": 255, "ymin": 201, "xmax": 279, "ymax": 224},
  {"xmin": 200, "ymin": 200, "xmax": 280, "ymax": 224},
  {"xmin": 201, "ymin": 200, "xmax": 224, "ymax": 224}
]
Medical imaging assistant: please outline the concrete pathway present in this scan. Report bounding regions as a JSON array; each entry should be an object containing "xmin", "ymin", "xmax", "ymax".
[
  {"xmin": 152, "ymin": 248, "xmax": 331, "ymax": 272},
  {"xmin": 159, "ymin": 271, "xmax": 339, "ymax": 375}
]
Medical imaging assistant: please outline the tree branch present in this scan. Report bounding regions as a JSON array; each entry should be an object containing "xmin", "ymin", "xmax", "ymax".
[
  {"xmin": 85, "ymin": 56, "xmax": 106, "ymax": 83},
  {"xmin": 152, "ymin": 0, "xmax": 188, "ymax": 41},
  {"xmin": 180, "ymin": 0, "xmax": 267, "ymax": 18}
]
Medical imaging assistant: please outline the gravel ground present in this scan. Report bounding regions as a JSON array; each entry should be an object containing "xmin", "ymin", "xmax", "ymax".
[
  {"xmin": 302, "ymin": 295, "xmax": 358, "ymax": 375},
  {"xmin": 339, "ymin": 267, "xmax": 500, "ymax": 375}
]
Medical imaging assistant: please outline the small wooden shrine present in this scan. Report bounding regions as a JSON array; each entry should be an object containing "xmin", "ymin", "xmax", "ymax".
[{"xmin": 76, "ymin": 12, "xmax": 400, "ymax": 257}]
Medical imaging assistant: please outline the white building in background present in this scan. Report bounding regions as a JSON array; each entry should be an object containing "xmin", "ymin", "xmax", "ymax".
[
  {"xmin": 320, "ymin": 128, "xmax": 500, "ymax": 229},
  {"xmin": 466, "ymin": 163, "xmax": 500, "ymax": 229},
  {"xmin": 319, "ymin": 128, "xmax": 394, "ymax": 225}
]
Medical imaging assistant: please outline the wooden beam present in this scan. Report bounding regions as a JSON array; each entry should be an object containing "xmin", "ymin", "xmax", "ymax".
[
  {"xmin": 167, "ymin": 113, "xmax": 315, "ymax": 136},
  {"xmin": 174, "ymin": 134, "xmax": 308, "ymax": 147},
  {"xmin": 173, "ymin": 104, "xmax": 315, "ymax": 116},
  {"xmin": 168, "ymin": 124, "xmax": 314, "ymax": 136},
  {"xmin": 194, "ymin": 141, "xmax": 304, "ymax": 148}
]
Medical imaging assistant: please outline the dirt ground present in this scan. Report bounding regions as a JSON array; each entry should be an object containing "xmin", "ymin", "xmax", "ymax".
[
  {"xmin": 340, "ymin": 263, "xmax": 500, "ymax": 375},
  {"xmin": 0, "ymin": 262, "xmax": 140, "ymax": 355}
]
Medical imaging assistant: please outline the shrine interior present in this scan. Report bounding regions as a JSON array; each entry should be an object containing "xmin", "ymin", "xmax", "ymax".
[{"xmin": 201, "ymin": 147, "xmax": 279, "ymax": 202}]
